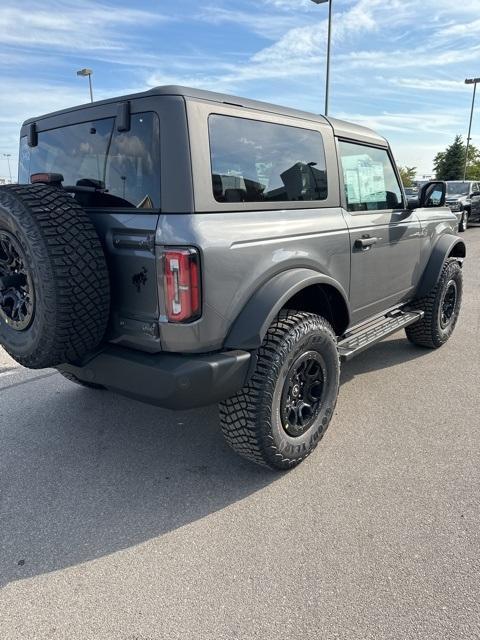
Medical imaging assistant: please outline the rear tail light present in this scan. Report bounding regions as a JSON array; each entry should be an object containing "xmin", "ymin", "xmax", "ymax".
[{"xmin": 163, "ymin": 248, "xmax": 201, "ymax": 323}]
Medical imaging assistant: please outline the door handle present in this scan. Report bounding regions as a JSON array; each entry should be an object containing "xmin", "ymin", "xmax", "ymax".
[{"xmin": 354, "ymin": 237, "xmax": 378, "ymax": 250}]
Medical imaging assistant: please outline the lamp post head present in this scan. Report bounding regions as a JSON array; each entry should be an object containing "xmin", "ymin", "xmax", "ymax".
[
  {"xmin": 310, "ymin": 0, "xmax": 329, "ymax": 3},
  {"xmin": 76, "ymin": 68, "xmax": 93, "ymax": 77},
  {"xmin": 465, "ymin": 77, "xmax": 480, "ymax": 85}
]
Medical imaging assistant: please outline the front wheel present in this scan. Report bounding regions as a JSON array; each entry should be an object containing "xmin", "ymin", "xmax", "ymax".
[
  {"xmin": 219, "ymin": 310, "xmax": 340, "ymax": 470},
  {"xmin": 405, "ymin": 258, "xmax": 463, "ymax": 348}
]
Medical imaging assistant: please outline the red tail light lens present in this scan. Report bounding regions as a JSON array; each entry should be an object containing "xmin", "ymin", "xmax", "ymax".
[{"xmin": 163, "ymin": 248, "xmax": 201, "ymax": 323}]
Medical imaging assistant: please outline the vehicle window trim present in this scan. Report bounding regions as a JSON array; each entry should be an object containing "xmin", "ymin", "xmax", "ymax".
[
  {"xmin": 335, "ymin": 136, "xmax": 406, "ymax": 215},
  {"xmin": 186, "ymin": 99, "xmax": 340, "ymax": 213}
]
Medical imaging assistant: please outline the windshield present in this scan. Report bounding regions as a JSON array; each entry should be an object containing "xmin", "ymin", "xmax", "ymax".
[{"xmin": 446, "ymin": 182, "xmax": 470, "ymax": 196}]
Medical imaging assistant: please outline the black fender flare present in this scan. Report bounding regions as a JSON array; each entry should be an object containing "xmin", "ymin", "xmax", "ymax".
[
  {"xmin": 224, "ymin": 268, "xmax": 350, "ymax": 350},
  {"xmin": 415, "ymin": 234, "xmax": 466, "ymax": 298}
]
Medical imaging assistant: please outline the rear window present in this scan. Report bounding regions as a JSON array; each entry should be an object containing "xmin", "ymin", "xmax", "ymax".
[
  {"xmin": 209, "ymin": 115, "xmax": 328, "ymax": 204},
  {"xmin": 19, "ymin": 112, "xmax": 160, "ymax": 209}
]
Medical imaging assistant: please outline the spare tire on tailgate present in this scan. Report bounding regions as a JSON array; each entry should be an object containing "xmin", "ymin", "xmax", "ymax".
[{"xmin": 0, "ymin": 184, "xmax": 110, "ymax": 369}]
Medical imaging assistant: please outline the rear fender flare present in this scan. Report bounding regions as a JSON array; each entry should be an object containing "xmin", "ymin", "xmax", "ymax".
[{"xmin": 224, "ymin": 268, "xmax": 350, "ymax": 350}]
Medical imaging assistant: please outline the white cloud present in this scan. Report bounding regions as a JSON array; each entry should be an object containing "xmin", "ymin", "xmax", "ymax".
[
  {"xmin": 334, "ymin": 110, "xmax": 465, "ymax": 135},
  {"xmin": 437, "ymin": 18, "xmax": 480, "ymax": 38},
  {"xmin": 197, "ymin": 6, "xmax": 305, "ymax": 40},
  {"xmin": 0, "ymin": 2, "xmax": 170, "ymax": 51},
  {"xmin": 341, "ymin": 45, "xmax": 480, "ymax": 70},
  {"xmin": 262, "ymin": 0, "xmax": 313, "ymax": 8},
  {"xmin": 382, "ymin": 77, "xmax": 470, "ymax": 93}
]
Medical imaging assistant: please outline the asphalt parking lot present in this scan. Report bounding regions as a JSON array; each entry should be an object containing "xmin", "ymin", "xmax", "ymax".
[{"xmin": 1, "ymin": 229, "xmax": 479, "ymax": 640}]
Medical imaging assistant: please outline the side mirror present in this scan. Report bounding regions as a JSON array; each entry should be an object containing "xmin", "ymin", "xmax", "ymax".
[
  {"xmin": 471, "ymin": 191, "xmax": 480, "ymax": 198},
  {"xmin": 411, "ymin": 181, "xmax": 446, "ymax": 209}
]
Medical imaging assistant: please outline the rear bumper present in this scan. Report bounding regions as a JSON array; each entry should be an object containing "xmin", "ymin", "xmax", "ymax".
[{"xmin": 57, "ymin": 346, "xmax": 251, "ymax": 410}]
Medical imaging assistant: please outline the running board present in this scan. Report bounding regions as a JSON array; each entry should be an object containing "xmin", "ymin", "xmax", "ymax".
[{"xmin": 337, "ymin": 310, "xmax": 424, "ymax": 361}]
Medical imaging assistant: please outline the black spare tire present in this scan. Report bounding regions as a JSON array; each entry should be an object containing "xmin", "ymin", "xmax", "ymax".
[{"xmin": 0, "ymin": 184, "xmax": 110, "ymax": 369}]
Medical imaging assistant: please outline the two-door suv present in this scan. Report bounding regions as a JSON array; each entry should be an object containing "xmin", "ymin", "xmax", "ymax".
[{"xmin": 0, "ymin": 86, "xmax": 466, "ymax": 469}]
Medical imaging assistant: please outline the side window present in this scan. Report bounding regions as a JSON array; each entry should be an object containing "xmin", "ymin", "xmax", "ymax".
[
  {"xmin": 209, "ymin": 115, "xmax": 328, "ymax": 204},
  {"xmin": 338, "ymin": 141, "xmax": 403, "ymax": 212}
]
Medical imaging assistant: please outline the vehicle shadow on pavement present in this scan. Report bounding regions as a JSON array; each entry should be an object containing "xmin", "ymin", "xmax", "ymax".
[
  {"xmin": 1, "ymin": 335, "xmax": 430, "ymax": 587},
  {"xmin": 340, "ymin": 335, "xmax": 430, "ymax": 383},
  {"xmin": 0, "ymin": 379, "xmax": 277, "ymax": 587}
]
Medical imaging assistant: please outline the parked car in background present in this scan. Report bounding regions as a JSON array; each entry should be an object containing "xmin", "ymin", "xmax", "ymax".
[
  {"xmin": 404, "ymin": 186, "xmax": 418, "ymax": 205},
  {"xmin": 445, "ymin": 180, "xmax": 480, "ymax": 232}
]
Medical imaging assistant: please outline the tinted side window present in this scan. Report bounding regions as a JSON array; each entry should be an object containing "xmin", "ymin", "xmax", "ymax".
[
  {"xmin": 339, "ymin": 141, "xmax": 403, "ymax": 212},
  {"xmin": 209, "ymin": 115, "xmax": 327, "ymax": 204},
  {"xmin": 19, "ymin": 113, "xmax": 160, "ymax": 209}
]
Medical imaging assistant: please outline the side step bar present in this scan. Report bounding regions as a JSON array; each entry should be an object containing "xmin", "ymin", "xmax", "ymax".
[{"xmin": 337, "ymin": 310, "xmax": 424, "ymax": 361}]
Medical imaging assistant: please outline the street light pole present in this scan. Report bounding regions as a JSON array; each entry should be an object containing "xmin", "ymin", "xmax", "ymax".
[
  {"xmin": 76, "ymin": 68, "xmax": 94, "ymax": 103},
  {"xmin": 2, "ymin": 153, "xmax": 12, "ymax": 182},
  {"xmin": 310, "ymin": 0, "xmax": 332, "ymax": 116},
  {"xmin": 88, "ymin": 74, "xmax": 93, "ymax": 103},
  {"xmin": 463, "ymin": 77, "xmax": 480, "ymax": 182}
]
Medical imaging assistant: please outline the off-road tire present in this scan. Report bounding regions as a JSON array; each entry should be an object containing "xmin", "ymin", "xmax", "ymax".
[
  {"xmin": 405, "ymin": 258, "xmax": 463, "ymax": 348},
  {"xmin": 58, "ymin": 371, "xmax": 105, "ymax": 390},
  {"xmin": 219, "ymin": 310, "xmax": 340, "ymax": 470},
  {"xmin": 0, "ymin": 184, "xmax": 110, "ymax": 369}
]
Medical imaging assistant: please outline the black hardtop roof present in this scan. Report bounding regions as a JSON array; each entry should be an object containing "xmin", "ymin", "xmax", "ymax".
[{"xmin": 22, "ymin": 85, "xmax": 386, "ymax": 145}]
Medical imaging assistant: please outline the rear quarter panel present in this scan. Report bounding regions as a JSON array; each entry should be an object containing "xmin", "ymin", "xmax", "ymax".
[{"xmin": 156, "ymin": 209, "xmax": 351, "ymax": 352}]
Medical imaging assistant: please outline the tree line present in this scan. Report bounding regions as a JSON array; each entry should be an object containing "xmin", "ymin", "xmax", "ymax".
[{"xmin": 398, "ymin": 135, "xmax": 480, "ymax": 186}]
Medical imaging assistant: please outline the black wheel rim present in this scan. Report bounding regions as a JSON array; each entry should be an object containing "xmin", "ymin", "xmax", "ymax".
[
  {"xmin": 0, "ymin": 231, "xmax": 35, "ymax": 331},
  {"xmin": 440, "ymin": 280, "xmax": 457, "ymax": 329},
  {"xmin": 280, "ymin": 350, "xmax": 326, "ymax": 437}
]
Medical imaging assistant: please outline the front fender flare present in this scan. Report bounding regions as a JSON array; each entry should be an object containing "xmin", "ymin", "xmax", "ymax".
[
  {"xmin": 224, "ymin": 268, "xmax": 350, "ymax": 350},
  {"xmin": 415, "ymin": 234, "xmax": 466, "ymax": 298}
]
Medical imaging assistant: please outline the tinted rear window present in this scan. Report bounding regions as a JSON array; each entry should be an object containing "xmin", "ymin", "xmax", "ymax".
[
  {"xmin": 19, "ymin": 112, "xmax": 160, "ymax": 209},
  {"xmin": 209, "ymin": 115, "xmax": 327, "ymax": 204}
]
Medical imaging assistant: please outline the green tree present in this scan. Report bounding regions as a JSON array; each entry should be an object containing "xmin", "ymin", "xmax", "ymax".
[
  {"xmin": 433, "ymin": 135, "xmax": 480, "ymax": 180},
  {"xmin": 398, "ymin": 166, "xmax": 417, "ymax": 187},
  {"xmin": 466, "ymin": 144, "xmax": 480, "ymax": 180},
  {"xmin": 433, "ymin": 135, "xmax": 465, "ymax": 180}
]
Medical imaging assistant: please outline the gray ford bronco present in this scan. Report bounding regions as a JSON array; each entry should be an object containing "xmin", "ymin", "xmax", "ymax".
[{"xmin": 0, "ymin": 86, "xmax": 466, "ymax": 470}]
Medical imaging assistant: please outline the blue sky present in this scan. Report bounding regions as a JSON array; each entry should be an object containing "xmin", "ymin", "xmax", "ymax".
[{"xmin": 1, "ymin": 0, "xmax": 480, "ymax": 180}]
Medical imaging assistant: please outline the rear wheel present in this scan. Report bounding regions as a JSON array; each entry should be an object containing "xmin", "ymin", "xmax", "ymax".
[
  {"xmin": 220, "ymin": 310, "xmax": 340, "ymax": 470},
  {"xmin": 405, "ymin": 258, "xmax": 463, "ymax": 348}
]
